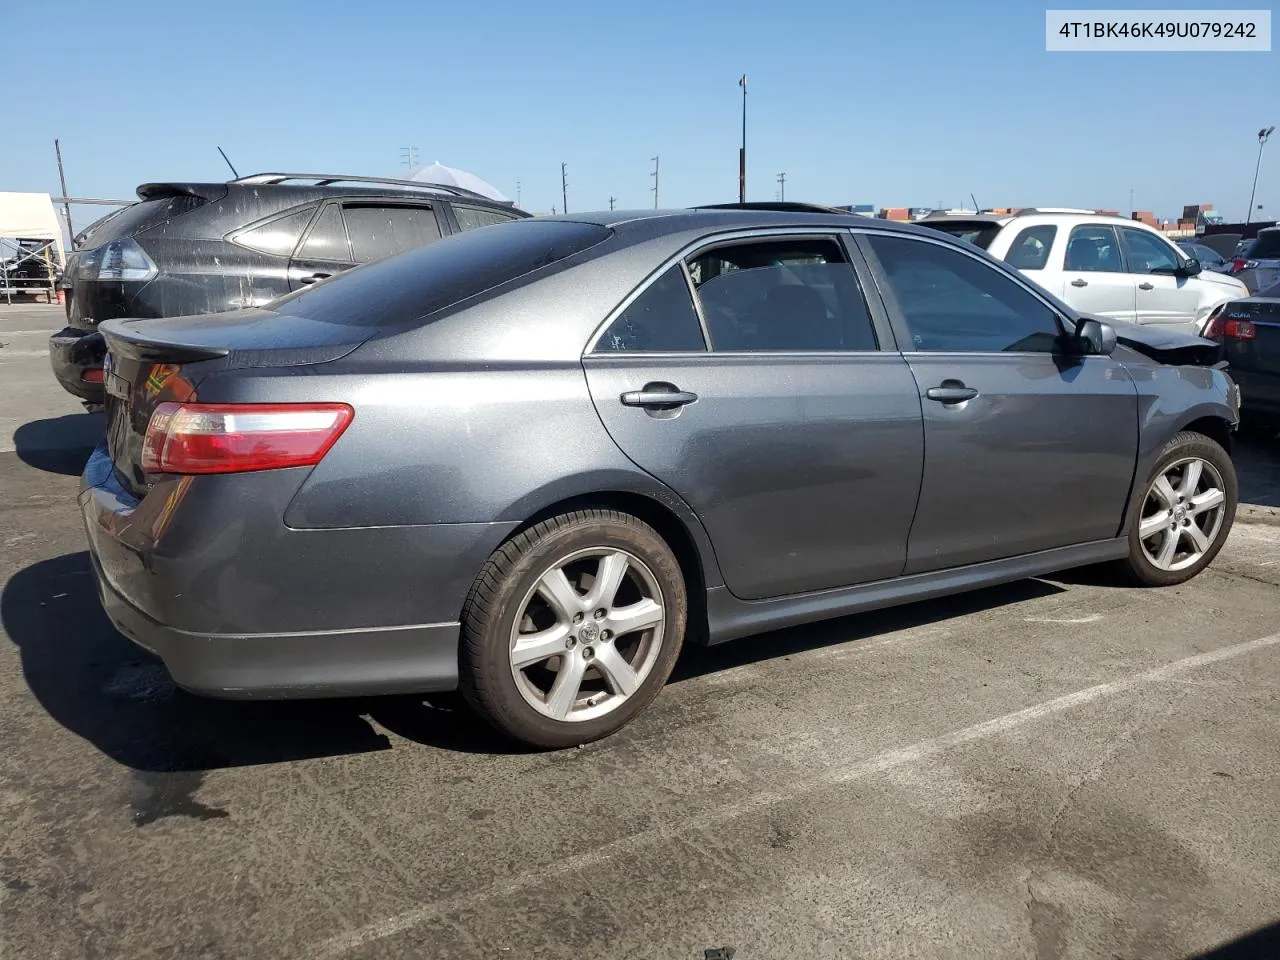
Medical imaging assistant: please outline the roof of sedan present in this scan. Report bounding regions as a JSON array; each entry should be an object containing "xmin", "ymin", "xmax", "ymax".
[{"xmin": 539, "ymin": 207, "xmax": 938, "ymax": 237}]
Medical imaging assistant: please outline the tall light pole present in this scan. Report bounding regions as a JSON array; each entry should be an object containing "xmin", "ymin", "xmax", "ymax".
[
  {"xmin": 1246, "ymin": 125, "xmax": 1275, "ymax": 225},
  {"xmin": 561, "ymin": 162, "xmax": 568, "ymax": 215},
  {"xmin": 651, "ymin": 156, "xmax": 660, "ymax": 209},
  {"xmin": 738, "ymin": 75, "xmax": 748, "ymax": 203}
]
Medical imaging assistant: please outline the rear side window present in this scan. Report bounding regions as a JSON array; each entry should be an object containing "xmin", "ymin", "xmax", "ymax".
[
  {"xmin": 84, "ymin": 196, "xmax": 206, "ymax": 245},
  {"xmin": 1065, "ymin": 225, "xmax": 1123, "ymax": 272},
  {"xmin": 343, "ymin": 205, "xmax": 442, "ymax": 263},
  {"xmin": 454, "ymin": 206, "xmax": 520, "ymax": 231},
  {"xmin": 232, "ymin": 206, "xmax": 316, "ymax": 257},
  {"xmin": 1004, "ymin": 225, "xmax": 1057, "ymax": 270},
  {"xmin": 919, "ymin": 221, "xmax": 1002, "ymax": 249},
  {"xmin": 271, "ymin": 220, "xmax": 611, "ymax": 327},
  {"xmin": 298, "ymin": 204, "xmax": 351, "ymax": 261},
  {"xmin": 595, "ymin": 266, "xmax": 706, "ymax": 352},
  {"xmin": 686, "ymin": 237, "xmax": 876, "ymax": 352},
  {"xmin": 1251, "ymin": 230, "xmax": 1280, "ymax": 258}
]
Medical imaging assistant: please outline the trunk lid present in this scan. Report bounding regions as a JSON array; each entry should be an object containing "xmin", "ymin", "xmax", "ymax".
[
  {"xmin": 1220, "ymin": 298, "xmax": 1280, "ymax": 373},
  {"xmin": 99, "ymin": 308, "xmax": 366, "ymax": 495}
]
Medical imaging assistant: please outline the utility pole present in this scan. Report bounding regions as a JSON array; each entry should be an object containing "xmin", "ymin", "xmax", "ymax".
[
  {"xmin": 777, "ymin": 172, "xmax": 786, "ymax": 201},
  {"xmin": 399, "ymin": 146, "xmax": 419, "ymax": 170},
  {"xmin": 561, "ymin": 162, "xmax": 568, "ymax": 214},
  {"xmin": 609, "ymin": 196, "xmax": 617, "ymax": 211},
  {"xmin": 738, "ymin": 74, "xmax": 747, "ymax": 202},
  {"xmin": 651, "ymin": 156, "xmax": 660, "ymax": 209},
  {"xmin": 1129, "ymin": 187, "xmax": 1134, "ymax": 215},
  {"xmin": 516, "ymin": 180, "xmax": 522, "ymax": 206},
  {"xmin": 54, "ymin": 139, "xmax": 74, "ymax": 245},
  {"xmin": 1246, "ymin": 125, "xmax": 1275, "ymax": 225}
]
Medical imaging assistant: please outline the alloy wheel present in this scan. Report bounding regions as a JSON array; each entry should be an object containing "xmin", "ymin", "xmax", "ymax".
[
  {"xmin": 1137, "ymin": 456, "xmax": 1228, "ymax": 571},
  {"xmin": 508, "ymin": 548, "xmax": 666, "ymax": 722}
]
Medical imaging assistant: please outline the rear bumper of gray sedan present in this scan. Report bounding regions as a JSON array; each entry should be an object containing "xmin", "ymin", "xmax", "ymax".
[{"xmin": 89, "ymin": 550, "xmax": 461, "ymax": 699}]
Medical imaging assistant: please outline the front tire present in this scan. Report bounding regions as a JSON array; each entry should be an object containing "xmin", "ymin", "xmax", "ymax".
[
  {"xmin": 459, "ymin": 509, "xmax": 687, "ymax": 749},
  {"xmin": 1114, "ymin": 431, "xmax": 1237, "ymax": 587}
]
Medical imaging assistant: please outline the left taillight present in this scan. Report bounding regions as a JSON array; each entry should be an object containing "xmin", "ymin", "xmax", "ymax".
[{"xmin": 141, "ymin": 402, "xmax": 354, "ymax": 475}]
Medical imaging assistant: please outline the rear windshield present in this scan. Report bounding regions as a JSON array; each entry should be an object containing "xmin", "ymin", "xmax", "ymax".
[
  {"xmin": 1249, "ymin": 231, "xmax": 1280, "ymax": 259},
  {"xmin": 917, "ymin": 220, "xmax": 1001, "ymax": 250},
  {"xmin": 85, "ymin": 196, "xmax": 207, "ymax": 246},
  {"xmin": 270, "ymin": 219, "xmax": 611, "ymax": 327}
]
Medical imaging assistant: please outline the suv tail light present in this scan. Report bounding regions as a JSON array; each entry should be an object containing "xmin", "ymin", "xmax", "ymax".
[
  {"xmin": 78, "ymin": 238, "xmax": 158, "ymax": 282},
  {"xmin": 141, "ymin": 402, "xmax": 353, "ymax": 475},
  {"xmin": 1231, "ymin": 257, "xmax": 1257, "ymax": 274}
]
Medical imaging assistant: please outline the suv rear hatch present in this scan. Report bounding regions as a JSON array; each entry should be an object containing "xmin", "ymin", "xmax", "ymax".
[{"xmin": 99, "ymin": 309, "xmax": 364, "ymax": 496}]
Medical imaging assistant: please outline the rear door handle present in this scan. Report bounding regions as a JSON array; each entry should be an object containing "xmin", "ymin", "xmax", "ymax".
[
  {"xmin": 1138, "ymin": 281, "xmax": 1154, "ymax": 290},
  {"xmin": 1070, "ymin": 279, "xmax": 1089, "ymax": 287},
  {"xmin": 926, "ymin": 384, "xmax": 979, "ymax": 404},
  {"xmin": 299, "ymin": 272, "xmax": 332, "ymax": 285},
  {"xmin": 620, "ymin": 383, "xmax": 698, "ymax": 409}
]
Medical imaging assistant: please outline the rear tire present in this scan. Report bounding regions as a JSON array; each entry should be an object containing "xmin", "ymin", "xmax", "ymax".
[
  {"xmin": 459, "ymin": 509, "xmax": 687, "ymax": 749},
  {"xmin": 1112, "ymin": 431, "xmax": 1237, "ymax": 587}
]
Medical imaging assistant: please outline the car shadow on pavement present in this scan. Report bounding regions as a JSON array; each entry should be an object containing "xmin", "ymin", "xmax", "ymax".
[
  {"xmin": 12, "ymin": 413, "xmax": 104, "ymax": 476},
  {"xmin": 0, "ymin": 551, "xmax": 518, "ymax": 774},
  {"xmin": 1183, "ymin": 918, "xmax": 1280, "ymax": 959},
  {"xmin": 3, "ymin": 552, "xmax": 1064, "ymax": 769},
  {"xmin": 1234, "ymin": 434, "xmax": 1280, "ymax": 509}
]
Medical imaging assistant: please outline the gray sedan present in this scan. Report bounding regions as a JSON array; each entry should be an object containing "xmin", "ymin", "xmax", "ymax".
[{"xmin": 83, "ymin": 207, "xmax": 1241, "ymax": 747}]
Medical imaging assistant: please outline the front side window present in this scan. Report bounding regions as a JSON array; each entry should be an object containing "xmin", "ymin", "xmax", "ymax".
[
  {"xmin": 1120, "ymin": 227, "xmax": 1179, "ymax": 274},
  {"xmin": 685, "ymin": 237, "xmax": 876, "ymax": 352},
  {"xmin": 454, "ymin": 206, "xmax": 519, "ymax": 231},
  {"xmin": 1003, "ymin": 225, "xmax": 1057, "ymax": 270},
  {"xmin": 1064, "ymin": 225, "xmax": 1123, "ymax": 272},
  {"xmin": 865, "ymin": 234, "xmax": 1063, "ymax": 354},
  {"xmin": 343, "ymin": 205, "xmax": 442, "ymax": 263},
  {"xmin": 595, "ymin": 265, "xmax": 706, "ymax": 352}
]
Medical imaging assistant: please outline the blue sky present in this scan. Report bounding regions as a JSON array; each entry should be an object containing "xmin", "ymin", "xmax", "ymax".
[{"xmin": 6, "ymin": 0, "xmax": 1276, "ymax": 220}]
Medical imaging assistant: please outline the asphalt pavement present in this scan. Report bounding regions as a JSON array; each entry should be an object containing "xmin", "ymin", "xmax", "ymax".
[{"xmin": 2, "ymin": 302, "xmax": 1279, "ymax": 960}]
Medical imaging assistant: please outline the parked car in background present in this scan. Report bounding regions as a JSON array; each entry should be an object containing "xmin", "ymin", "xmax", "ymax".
[
  {"xmin": 1177, "ymin": 240, "xmax": 1233, "ymax": 273},
  {"xmin": 49, "ymin": 173, "xmax": 527, "ymax": 406},
  {"xmin": 82, "ymin": 207, "xmax": 1239, "ymax": 748},
  {"xmin": 1204, "ymin": 279, "xmax": 1280, "ymax": 434},
  {"xmin": 919, "ymin": 210, "xmax": 1248, "ymax": 333},
  {"xmin": 1229, "ymin": 227, "xmax": 1280, "ymax": 294}
]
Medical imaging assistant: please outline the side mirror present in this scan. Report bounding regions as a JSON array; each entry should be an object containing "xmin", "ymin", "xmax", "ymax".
[
  {"xmin": 1076, "ymin": 318, "xmax": 1117, "ymax": 356},
  {"xmin": 1178, "ymin": 258, "xmax": 1202, "ymax": 277}
]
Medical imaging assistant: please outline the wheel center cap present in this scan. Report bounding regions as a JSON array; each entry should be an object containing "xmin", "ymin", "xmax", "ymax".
[
  {"xmin": 579, "ymin": 621, "xmax": 600, "ymax": 643},
  {"xmin": 1174, "ymin": 506, "xmax": 1187, "ymax": 522}
]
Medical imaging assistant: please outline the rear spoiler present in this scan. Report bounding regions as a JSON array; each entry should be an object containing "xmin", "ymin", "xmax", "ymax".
[
  {"xmin": 100, "ymin": 318, "xmax": 229, "ymax": 364},
  {"xmin": 135, "ymin": 182, "xmax": 229, "ymax": 203}
]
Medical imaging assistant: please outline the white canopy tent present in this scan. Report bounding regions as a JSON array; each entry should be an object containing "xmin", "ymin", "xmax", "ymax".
[
  {"xmin": 0, "ymin": 192, "xmax": 65, "ymax": 266},
  {"xmin": 406, "ymin": 162, "xmax": 512, "ymax": 204}
]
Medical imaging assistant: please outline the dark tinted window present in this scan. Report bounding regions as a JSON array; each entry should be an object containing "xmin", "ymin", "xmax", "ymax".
[
  {"xmin": 271, "ymin": 220, "xmax": 611, "ymax": 327},
  {"xmin": 1004, "ymin": 225, "xmax": 1057, "ymax": 269},
  {"xmin": 595, "ymin": 266, "xmax": 705, "ymax": 352},
  {"xmin": 1251, "ymin": 230, "xmax": 1280, "ymax": 258},
  {"xmin": 686, "ymin": 238, "xmax": 876, "ymax": 351},
  {"xmin": 1064, "ymin": 225, "xmax": 1123, "ymax": 272},
  {"xmin": 866, "ymin": 234, "xmax": 1062, "ymax": 353},
  {"xmin": 85, "ymin": 196, "xmax": 206, "ymax": 245},
  {"xmin": 232, "ymin": 206, "xmax": 316, "ymax": 257},
  {"xmin": 298, "ymin": 204, "xmax": 351, "ymax": 262},
  {"xmin": 454, "ymin": 206, "xmax": 519, "ymax": 231},
  {"xmin": 1120, "ymin": 227, "xmax": 1179, "ymax": 274},
  {"xmin": 343, "ymin": 205, "xmax": 442, "ymax": 263}
]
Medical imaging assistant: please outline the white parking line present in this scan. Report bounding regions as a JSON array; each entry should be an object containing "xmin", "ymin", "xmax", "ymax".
[{"xmin": 316, "ymin": 631, "xmax": 1280, "ymax": 957}]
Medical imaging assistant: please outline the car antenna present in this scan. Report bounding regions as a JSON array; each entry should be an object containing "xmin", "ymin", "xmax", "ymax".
[{"xmin": 217, "ymin": 146, "xmax": 240, "ymax": 179}]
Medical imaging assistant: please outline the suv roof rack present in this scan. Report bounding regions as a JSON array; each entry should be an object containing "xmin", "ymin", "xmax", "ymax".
[
  {"xmin": 694, "ymin": 201, "xmax": 853, "ymax": 215},
  {"xmin": 229, "ymin": 172, "xmax": 512, "ymax": 206}
]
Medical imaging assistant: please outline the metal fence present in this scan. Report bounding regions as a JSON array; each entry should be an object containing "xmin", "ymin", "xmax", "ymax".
[{"xmin": 0, "ymin": 238, "xmax": 59, "ymax": 305}]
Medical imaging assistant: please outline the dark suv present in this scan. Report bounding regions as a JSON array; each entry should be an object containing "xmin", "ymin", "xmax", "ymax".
[{"xmin": 49, "ymin": 172, "xmax": 526, "ymax": 405}]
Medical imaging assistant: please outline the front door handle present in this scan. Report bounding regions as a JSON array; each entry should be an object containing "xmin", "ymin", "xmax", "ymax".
[
  {"xmin": 1138, "ymin": 281, "xmax": 1154, "ymax": 290},
  {"xmin": 620, "ymin": 382, "xmax": 698, "ymax": 409},
  {"xmin": 1070, "ymin": 278, "xmax": 1089, "ymax": 287},
  {"xmin": 926, "ymin": 384, "xmax": 979, "ymax": 404},
  {"xmin": 299, "ymin": 272, "xmax": 332, "ymax": 285}
]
